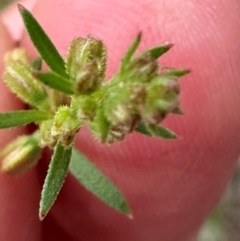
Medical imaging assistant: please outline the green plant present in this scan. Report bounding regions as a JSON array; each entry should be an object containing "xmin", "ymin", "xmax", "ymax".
[{"xmin": 0, "ymin": 4, "xmax": 189, "ymax": 220}]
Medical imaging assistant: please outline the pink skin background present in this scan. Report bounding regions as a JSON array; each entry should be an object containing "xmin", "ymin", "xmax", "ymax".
[{"xmin": 1, "ymin": 0, "xmax": 240, "ymax": 240}]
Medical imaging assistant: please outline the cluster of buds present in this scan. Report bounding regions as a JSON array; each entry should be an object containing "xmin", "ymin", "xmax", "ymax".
[
  {"xmin": 0, "ymin": 5, "xmax": 191, "ymax": 220},
  {"xmin": 85, "ymin": 34, "xmax": 188, "ymax": 143},
  {"xmin": 0, "ymin": 32, "xmax": 188, "ymax": 174}
]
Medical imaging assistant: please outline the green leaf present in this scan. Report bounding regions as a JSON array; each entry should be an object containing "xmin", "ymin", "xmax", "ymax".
[
  {"xmin": 69, "ymin": 147, "xmax": 131, "ymax": 215},
  {"xmin": 135, "ymin": 122, "xmax": 177, "ymax": 139},
  {"xmin": 0, "ymin": 110, "xmax": 48, "ymax": 129},
  {"xmin": 18, "ymin": 4, "xmax": 67, "ymax": 78},
  {"xmin": 147, "ymin": 43, "xmax": 173, "ymax": 59},
  {"xmin": 162, "ymin": 68, "xmax": 190, "ymax": 77},
  {"xmin": 36, "ymin": 71, "xmax": 74, "ymax": 95},
  {"xmin": 39, "ymin": 142, "xmax": 72, "ymax": 220},
  {"xmin": 121, "ymin": 32, "xmax": 142, "ymax": 71},
  {"xmin": 135, "ymin": 122, "xmax": 152, "ymax": 136}
]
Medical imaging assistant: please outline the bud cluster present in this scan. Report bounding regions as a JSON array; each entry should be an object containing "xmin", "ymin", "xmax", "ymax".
[
  {"xmin": 85, "ymin": 34, "xmax": 188, "ymax": 143},
  {"xmin": 0, "ymin": 6, "xmax": 191, "ymax": 220},
  {"xmin": 1, "ymin": 33, "xmax": 189, "ymax": 174}
]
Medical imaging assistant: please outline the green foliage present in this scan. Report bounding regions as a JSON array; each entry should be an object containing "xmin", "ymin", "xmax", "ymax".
[
  {"xmin": 18, "ymin": 4, "xmax": 68, "ymax": 78},
  {"xmin": 36, "ymin": 71, "xmax": 74, "ymax": 94},
  {"xmin": 136, "ymin": 122, "xmax": 177, "ymax": 139},
  {"xmin": 39, "ymin": 142, "xmax": 72, "ymax": 219},
  {"xmin": 0, "ymin": 4, "xmax": 189, "ymax": 219},
  {"xmin": 0, "ymin": 110, "xmax": 48, "ymax": 129},
  {"xmin": 70, "ymin": 147, "xmax": 131, "ymax": 214}
]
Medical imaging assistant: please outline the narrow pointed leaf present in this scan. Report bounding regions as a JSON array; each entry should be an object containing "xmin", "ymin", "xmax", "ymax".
[
  {"xmin": 39, "ymin": 142, "xmax": 72, "ymax": 220},
  {"xmin": 36, "ymin": 71, "xmax": 74, "ymax": 94},
  {"xmin": 18, "ymin": 4, "xmax": 67, "ymax": 78},
  {"xmin": 148, "ymin": 43, "xmax": 173, "ymax": 59},
  {"xmin": 148, "ymin": 123, "xmax": 178, "ymax": 139},
  {"xmin": 163, "ymin": 68, "xmax": 190, "ymax": 77},
  {"xmin": 121, "ymin": 32, "xmax": 142, "ymax": 71},
  {"xmin": 0, "ymin": 110, "xmax": 48, "ymax": 129},
  {"xmin": 69, "ymin": 147, "xmax": 131, "ymax": 215},
  {"xmin": 135, "ymin": 122, "xmax": 152, "ymax": 136},
  {"xmin": 135, "ymin": 122, "xmax": 177, "ymax": 139},
  {"xmin": 171, "ymin": 106, "xmax": 184, "ymax": 115}
]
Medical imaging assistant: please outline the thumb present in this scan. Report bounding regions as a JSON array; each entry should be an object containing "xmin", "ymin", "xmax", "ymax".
[
  {"xmin": 0, "ymin": 19, "xmax": 41, "ymax": 241},
  {"xmin": 20, "ymin": 1, "xmax": 240, "ymax": 241}
]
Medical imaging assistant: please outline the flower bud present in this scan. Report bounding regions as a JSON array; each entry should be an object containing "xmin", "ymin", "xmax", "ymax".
[
  {"xmin": 0, "ymin": 135, "xmax": 41, "ymax": 175},
  {"xmin": 74, "ymin": 60, "xmax": 101, "ymax": 94},
  {"xmin": 3, "ymin": 61, "xmax": 50, "ymax": 111},
  {"xmin": 39, "ymin": 120, "xmax": 58, "ymax": 148},
  {"xmin": 123, "ymin": 53, "xmax": 158, "ymax": 84},
  {"xmin": 72, "ymin": 96, "xmax": 97, "ymax": 121},
  {"xmin": 129, "ymin": 84, "xmax": 146, "ymax": 105},
  {"xmin": 89, "ymin": 107, "xmax": 110, "ymax": 143},
  {"xmin": 66, "ymin": 36, "xmax": 107, "ymax": 83},
  {"xmin": 143, "ymin": 77, "xmax": 181, "ymax": 124},
  {"xmin": 105, "ymin": 104, "xmax": 140, "ymax": 143},
  {"xmin": 51, "ymin": 106, "xmax": 81, "ymax": 147},
  {"xmin": 4, "ymin": 48, "xmax": 29, "ymax": 66}
]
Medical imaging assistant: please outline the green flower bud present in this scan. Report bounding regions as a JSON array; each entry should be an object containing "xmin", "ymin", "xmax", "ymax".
[
  {"xmin": 4, "ymin": 48, "xmax": 29, "ymax": 66},
  {"xmin": 74, "ymin": 60, "xmax": 101, "ymax": 94},
  {"xmin": 51, "ymin": 106, "xmax": 81, "ymax": 147},
  {"xmin": 129, "ymin": 53, "xmax": 158, "ymax": 80},
  {"xmin": 89, "ymin": 107, "xmax": 110, "ymax": 143},
  {"xmin": 66, "ymin": 36, "xmax": 107, "ymax": 84},
  {"xmin": 101, "ymin": 82, "xmax": 143, "ymax": 143},
  {"xmin": 121, "ymin": 52, "xmax": 158, "ymax": 85},
  {"xmin": 129, "ymin": 84, "xmax": 146, "ymax": 105},
  {"xmin": 103, "ymin": 102, "xmax": 140, "ymax": 143},
  {"xmin": 106, "ymin": 114, "xmax": 140, "ymax": 144},
  {"xmin": 39, "ymin": 120, "xmax": 58, "ymax": 148},
  {"xmin": 3, "ymin": 60, "xmax": 50, "ymax": 111},
  {"xmin": 72, "ymin": 95, "xmax": 97, "ymax": 121},
  {"xmin": 143, "ymin": 77, "xmax": 181, "ymax": 123},
  {"xmin": 0, "ymin": 134, "xmax": 41, "ymax": 175}
]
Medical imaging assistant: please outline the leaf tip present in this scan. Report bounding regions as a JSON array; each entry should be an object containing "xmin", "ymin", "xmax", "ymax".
[
  {"xmin": 39, "ymin": 212, "xmax": 46, "ymax": 221},
  {"xmin": 17, "ymin": 3, "xmax": 25, "ymax": 12},
  {"xmin": 167, "ymin": 42, "xmax": 174, "ymax": 49},
  {"xmin": 136, "ymin": 31, "xmax": 142, "ymax": 41},
  {"xmin": 179, "ymin": 68, "xmax": 191, "ymax": 77},
  {"xmin": 119, "ymin": 201, "xmax": 133, "ymax": 217},
  {"xmin": 175, "ymin": 135, "xmax": 182, "ymax": 140},
  {"xmin": 162, "ymin": 42, "xmax": 174, "ymax": 52},
  {"xmin": 127, "ymin": 212, "xmax": 134, "ymax": 219},
  {"xmin": 168, "ymin": 132, "xmax": 179, "ymax": 140}
]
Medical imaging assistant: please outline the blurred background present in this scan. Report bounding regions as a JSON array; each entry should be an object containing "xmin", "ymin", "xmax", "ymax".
[
  {"xmin": 1, "ymin": 1, "xmax": 240, "ymax": 240},
  {"xmin": 198, "ymin": 160, "xmax": 240, "ymax": 241},
  {"xmin": 0, "ymin": 0, "xmax": 16, "ymax": 11}
]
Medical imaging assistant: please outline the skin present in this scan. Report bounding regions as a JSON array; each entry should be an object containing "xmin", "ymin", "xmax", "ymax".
[{"xmin": 1, "ymin": 0, "xmax": 240, "ymax": 240}]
